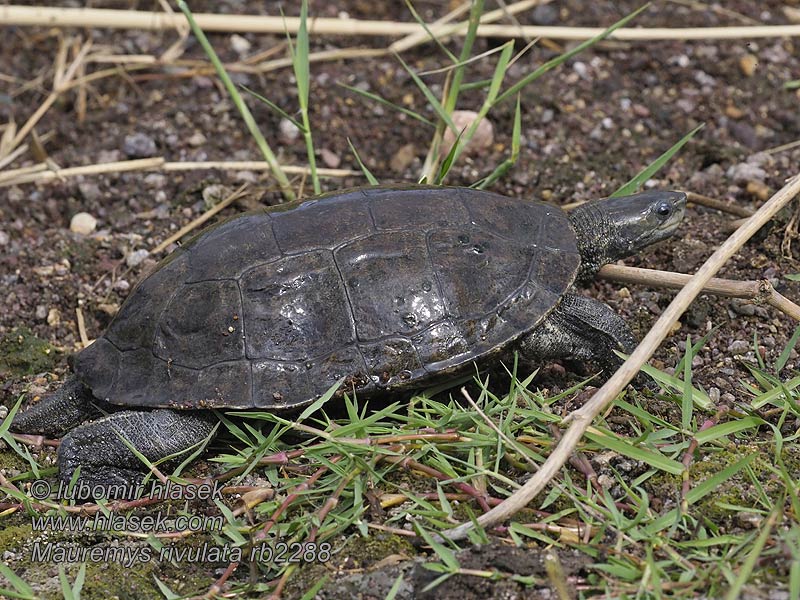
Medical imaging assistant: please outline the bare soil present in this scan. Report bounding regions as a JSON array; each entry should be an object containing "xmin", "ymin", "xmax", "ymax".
[{"xmin": 1, "ymin": 1, "xmax": 800, "ymax": 598}]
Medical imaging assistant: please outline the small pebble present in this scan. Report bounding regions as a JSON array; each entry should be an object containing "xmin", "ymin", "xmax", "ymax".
[
  {"xmin": 113, "ymin": 279, "xmax": 131, "ymax": 292},
  {"xmin": 98, "ymin": 303, "xmax": 120, "ymax": 316},
  {"xmin": 188, "ymin": 132, "xmax": 207, "ymax": 147},
  {"xmin": 230, "ymin": 34, "xmax": 251, "ymax": 55},
  {"xmin": 320, "ymin": 148, "xmax": 341, "ymax": 168},
  {"xmin": 35, "ymin": 305, "xmax": 47, "ymax": 320},
  {"xmin": 739, "ymin": 54, "xmax": 758, "ymax": 77},
  {"xmin": 126, "ymin": 249, "xmax": 150, "ymax": 268},
  {"xmin": 727, "ymin": 340, "xmax": 750, "ymax": 355},
  {"xmin": 123, "ymin": 132, "xmax": 157, "ymax": 158},
  {"xmin": 725, "ymin": 105, "xmax": 745, "ymax": 119},
  {"xmin": 572, "ymin": 61, "xmax": 589, "ymax": 78},
  {"xmin": 144, "ymin": 173, "xmax": 167, "ymax": 188},
  {"xmin": 278, "ymin": 118, "xmax": 301, "ymax": 144},
  {"xmin": 70, "ymin": 212, "xmax": 97, "ymax": 235},
  {"xmin": 531, "ymin": 3, "xmax": 558, "ymax": 25},
  {"xmin": 47, "ymin": 308, "xmax": 61, "ymax": 327},
  {"xmin": 78, "ymin": 182, "xmax": 102, "ymax": 203},
  {"xmin": 0, "ymin": 231, "xmax": 8, "ymax": 245},
  {"xmin": 441, "ymin": 110, "xmax": 494, "ymax": 156},
  {"xmin": 202, "ymin": 184, "xmax": 229, "ymax": 207},
  {"xmin": 727, "ymin": 162, "xmax": 767, "ymax": 183},
  {"xmin": 389, "ymin": 143, "xmax": 416, "ymax": 173},
  {"xmin": 746, "ymin": 180, "xmax": 769, "ymax": 201},
  {"xmin": 0, "ymin": 405, "xmax": 8, "ymax": 420}
]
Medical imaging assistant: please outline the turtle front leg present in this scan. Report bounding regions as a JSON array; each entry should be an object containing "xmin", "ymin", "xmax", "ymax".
[
  {"xmin": 519, "ymin": 293, "xmax": 638, "ymax": 378},
  {"xmin": 57, "ymin": 409, "xmax": 217, "ymax": 491},
  {"xmin": 10, "ymin": 375, "xmax": 109, "ymax": 437}
]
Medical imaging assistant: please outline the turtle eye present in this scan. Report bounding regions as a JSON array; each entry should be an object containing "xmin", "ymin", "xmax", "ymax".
[{"xmin": 655, "ymin": 201, "xmax": 672, "ymax": 218}]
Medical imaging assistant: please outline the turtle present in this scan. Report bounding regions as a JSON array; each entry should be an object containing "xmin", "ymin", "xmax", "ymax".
[{"xmin": 9, "ymin": 185, "xmax": 686, "ymax": 490}]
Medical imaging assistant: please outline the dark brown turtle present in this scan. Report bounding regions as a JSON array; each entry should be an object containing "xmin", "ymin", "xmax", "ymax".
[{"xmin": 9, "ymin": 185, "xmax": 686, "ymax": 489}]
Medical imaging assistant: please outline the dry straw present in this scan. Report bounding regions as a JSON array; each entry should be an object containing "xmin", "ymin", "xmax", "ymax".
[{"xmin": 3, "ymin": 5, "xmax": 800, "ymax": 40}]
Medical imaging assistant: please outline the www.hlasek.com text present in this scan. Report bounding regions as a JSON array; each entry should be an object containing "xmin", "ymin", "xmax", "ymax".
[{"xmin": 31, "ymin": 511, "xmax": 224, "ymax": 533}]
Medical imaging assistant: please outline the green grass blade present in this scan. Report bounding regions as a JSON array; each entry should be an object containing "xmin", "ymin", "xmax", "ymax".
[
  {"xmin": 612, "ymin": 124, "xmax": 704, "ymax": 197},
  {"xmin": 240, "ymin": 85, "xmax": 306, "ymax": 131},
  {"xmin": 299, "ymin": 575, "xmax": 329, "ymax": 600},
  {"xmin": 384, "ymin": 574, "xmax": 406, "ymax": 600},
  {"xmin": 58, "ymin": 565, "xmax": 75, "ymax": 600},
  {"xmin": 177, "ymin": 1, "xmax": 294, "ymax": 201},
  {"xmin": 297, "ymin": 378, "xmax": 346, "ymax": 423},
  {"xmin": 152, "ymin": 576, "xmax": 180, "ymax": 600},
  {"xmin": 291, "ymin": 0, "xmax": 319, "ymax": 194},
  {"xmin": 475, "ymin": 93, "xmax": 521, "ymax": 189},
  {"xmin": 0, "ymin": 563, "xmax": 35, "ymax": 599},
  {"xmin": 442, "ymin": 0, "xmax": 484, "ymax": 114},
  {"xmin": 682, "ymin": 334, "xmax": 694, "ymax": 431},
  {"xmin": 724, "ymin": 507, "xmax": 779, "ymax": 600},
  {"xmin": 338, "ymin": 83, "xmax": 434, "ymax": 126},
  {"xmin": 495, "ymin": 4, "xmax": 650, "ymax": 104},
  {"xmin": 751, "ymin": 374, "xmax": 800, "ymax": 409},
  {"xmin": 776, "ymin": 324, "xmax": 800, "ymax": 373},
  {"xmin": 639, "ymin": 363, "xmax": 712, "ymax": 410},
  {"xmin": 395, "ymin": 53, "xmax": 458, "ymax": 136},
  {"xmin": 404, "ymin": 0, "xmax": 458, "ymax": 63},
  {"xmin": 435, "ymin": 129, "xmax": 463, "ymax": 184},
  {"xmin": 347, "ymin": 138, "xmax": 379, "ymax": 185},
  {"xmin": 693, "ymin": 416, "xmax": 763, "ymax": 445},
  {"xmin": 585, "ymin": 426, "xmax": 685, "ymax": 475}
]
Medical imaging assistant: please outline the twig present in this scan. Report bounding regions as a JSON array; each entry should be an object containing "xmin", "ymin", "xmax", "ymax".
[
  {"xmin": 199, "ymin": 561, "xmax": 239, "ymax": 600},
  {"xmin": 598, "ymin": 264, "xmax": 800, "ymax": 321},
  {"xmin": 4, "ymin": 6, "xmax": 800, "ymax": 40},
  {"xmin": 439, "ymin": 172, "xmax": 800, "ymax": 541},
  {"xmin": 686, "ymin": 191, "xmax": 755, "ymax": 218},
  {"xmin": 75, "ymin": 307, "xmax": 90, "ymax": 348},
  {"xmin": 764, "ymin": 139, "xmax": 800, "ymax": 156},
  {"xmin": 0, "ymin": 157, "xmax": 164, "ymax": 185},
  {"xmin": 150, "ymin": 183, "xmax": 249, "ymax": 254},
  {"xmin": 0, "ymin": 158, "xmax": 359, "ymax": 187}
]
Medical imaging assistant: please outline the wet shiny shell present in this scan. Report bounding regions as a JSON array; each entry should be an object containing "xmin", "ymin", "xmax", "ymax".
[{"xmin": 75, "ymin": 186, "xmax": 580, "ymax": 409}]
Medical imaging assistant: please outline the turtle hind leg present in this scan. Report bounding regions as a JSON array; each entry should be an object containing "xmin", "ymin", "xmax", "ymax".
[
  {"xmin": 520, "ymin": 293, "xmax": 638, "ymax": 378},
  {"xmin": 57, "ymin": 409, "xmax": 217, "ymax": 492},
  {"xmin": 10, "ymin": 375, "xmax": 110, "ymax": 437}
]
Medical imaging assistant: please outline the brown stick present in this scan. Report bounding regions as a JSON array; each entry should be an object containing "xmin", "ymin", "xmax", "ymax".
[
  {"xmin": 439, "ymin": 172, "xmax": 800, "ymax": 541},
  {"xmin": 686, "ymin": 192, "xmax": 755, "ymax": 218},
  {"xmin": 598, "ymin": 264, "xmax": 800, "ymax": 321}
]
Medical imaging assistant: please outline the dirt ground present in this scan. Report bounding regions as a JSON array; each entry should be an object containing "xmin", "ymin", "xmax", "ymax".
[{"xmin": 2, "ymin": 0, "xmax": 800, "ymax": 598}]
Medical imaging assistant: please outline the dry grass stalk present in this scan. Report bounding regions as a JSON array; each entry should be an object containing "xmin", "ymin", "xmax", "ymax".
[
  {"xmin": 150, "ymin": 184, "xmax": 249, "ymax": 254},
  {"xmin": 4, "ymin": 6, "xmax": 800, "ymax": 40},
  {"xmin": 1, "ymin": 37, "xmax": 92, "ymax": 161},
  {"xmin": 75, "ymin": 307, "xmax": 90, "ymax": 348},
  {"xmin": 0, "ymin": 158, "xmax": 358, "ymax": 187},
  {"xmin": 441, "ymin": 172, "xmax": 800, "ymax": 541},
  {"xmin": 599, "ymin": 264, "xmax": 800, "ymax": 321}
]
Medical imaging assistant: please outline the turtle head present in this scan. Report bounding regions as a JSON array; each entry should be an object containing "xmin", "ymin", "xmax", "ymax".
[{"xmin": 569, "ymin": 190, "xmax": 686, "ymax": 279}]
